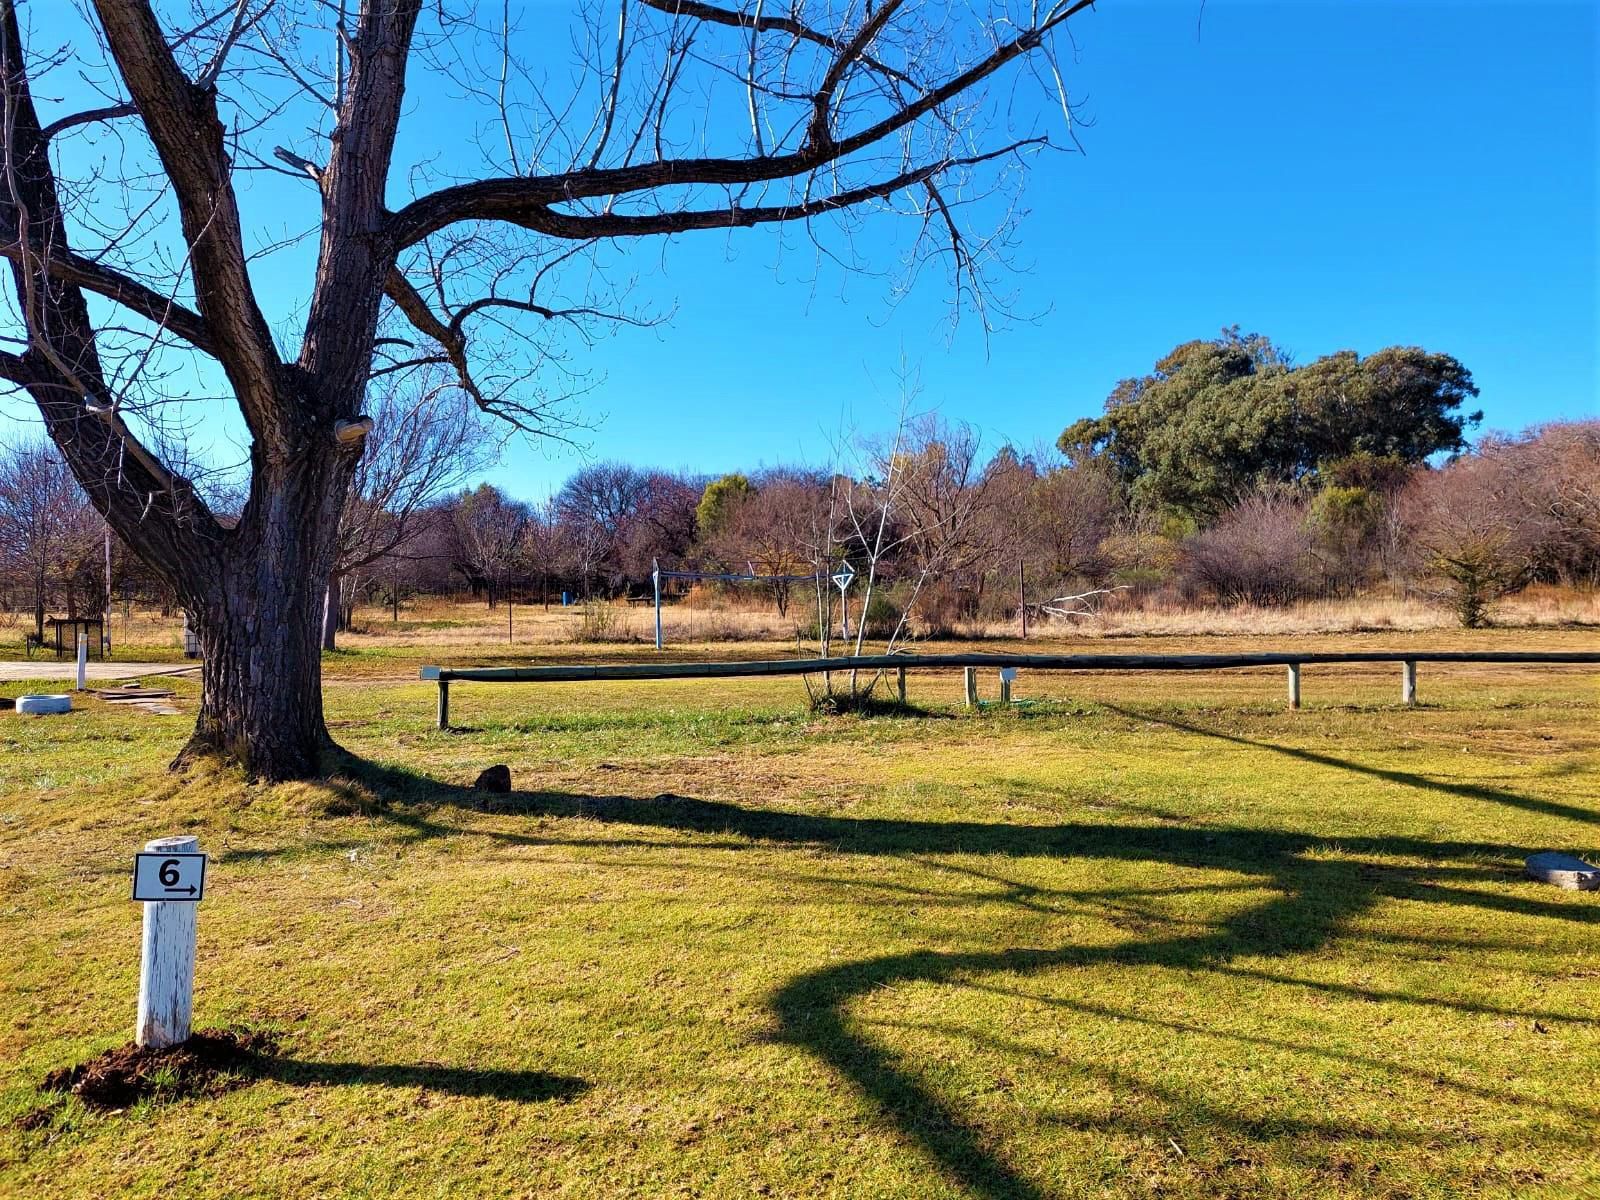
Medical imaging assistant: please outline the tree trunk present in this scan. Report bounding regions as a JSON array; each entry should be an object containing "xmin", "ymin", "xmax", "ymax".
[
  {"xmin": 176, "ymin": 456, "xmax": 351, "ymax": 782},
  {"xmin": 188, "ymin": 565, "xmax": 329, "ymax": 780},
  {"xmin": 321, "ymin": 571, "xmax": 341, "ymax": 651}
]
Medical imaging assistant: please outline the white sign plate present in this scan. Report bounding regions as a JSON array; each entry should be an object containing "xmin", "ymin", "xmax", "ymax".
[
  {"xmin": 831, "ymin": 561, "xmax": 856, "ymax": 590},
  {"xmin": 132, "ymin": 852, "xmax": 207, "ymax": 902}
]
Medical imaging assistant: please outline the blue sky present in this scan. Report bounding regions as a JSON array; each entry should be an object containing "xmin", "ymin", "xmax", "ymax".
[
  {"xmin": 450, "ymin": 0, "xmax": 1600, "ymax": 495},
  {"xmin": 4, "ymin": 1, "xmax": 1595, "ymax": 499}
]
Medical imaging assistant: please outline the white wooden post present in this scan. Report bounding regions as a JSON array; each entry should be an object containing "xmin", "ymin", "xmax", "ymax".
[
  {"xmin": 437, "ymin": 680, "xmax": 450, "ymax": 730},
  {"xmin": 75, "ymin": 632, "xmax": 87, "ymax": 691},
  {"xmin": 137, "ymin": 835, "xmax": 199, "ymax": 1049},
  {"xmin": 896, "ymin": 666, "xmax": 907, "ymax": 706},
  {"xmin": 1287, "ymin": 663, "xmax": 1301, "ymax": 710},
  {"xmin": 963, "ymin": 666, "xmax": 978, "ymax": 708},
  {"xmin": 1402, "ymin": 660, "xmax": 1417, "ymax": 707}
]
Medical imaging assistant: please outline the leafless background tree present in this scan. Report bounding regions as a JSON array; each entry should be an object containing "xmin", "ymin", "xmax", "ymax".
[
  {"xmin": 323, "ymin": 379, "xmax": 495, "ymax": 649},
  {"xmin": 0, "ymin": 438, "xmax": 101, "ymax": 637}
]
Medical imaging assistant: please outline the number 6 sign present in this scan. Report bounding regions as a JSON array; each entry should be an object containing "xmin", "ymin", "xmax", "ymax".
[{"xmin": 132, "ymin": 850, "xmax": 207, "ymax": 902}]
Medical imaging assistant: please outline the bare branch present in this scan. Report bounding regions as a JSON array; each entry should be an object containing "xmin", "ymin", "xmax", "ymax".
[
  {"xmin": 388, "ymin": 0, "xmax": 1096, "ymax": 249},
  {"xmin": 39, "ymin": 101, "xmax": 136, "ymax": 142},
  {"xmin": 0, "ymin": 243, "xmax": 212, "ymax": 353}
]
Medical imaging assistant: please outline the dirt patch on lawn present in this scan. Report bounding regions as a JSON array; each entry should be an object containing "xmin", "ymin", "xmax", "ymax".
[{"xmin": 31, "ymin": 1028, "xmax": 278, "ymax": 1115}]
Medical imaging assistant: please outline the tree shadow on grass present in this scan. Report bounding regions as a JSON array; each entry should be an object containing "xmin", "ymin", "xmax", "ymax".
[
  {"xmin": 324, "ymin": 749, "xmax": 1596, "ymax": 1199},
  {"xmin": 256, "ymin": 1057, "xmax": 589, "ymax": 1103},
  {"xmin": 1102, "ymin": 702, "xmax": 1600, "ymax": 830}
]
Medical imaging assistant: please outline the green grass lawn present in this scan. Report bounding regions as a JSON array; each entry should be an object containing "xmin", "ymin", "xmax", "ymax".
[{"xmin": 1, "ymin": 640, "xmax": 1597, "ymax": 1198}]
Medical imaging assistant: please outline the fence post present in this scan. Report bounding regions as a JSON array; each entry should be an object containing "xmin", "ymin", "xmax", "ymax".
[
  {"xmin": 1402, "ymin": 660, "xmax": 1417, "ymax": 707},
  {"xmin": 963, "ymin": 666, "xmax": 978, "ymax": 708},
  {"xmin": 1287, "ymin": 663, "xmax": 1301, "ymax": 710},
  {"xmin": 896, "ymin": 666, "xmax": 907, "ymax": 706},
  {"xmin": 437, "ymin": 680, "xmax": 450, "ymax": 730},
  {"xmin": 136, "ymin": 835, "xmax": 199, "ymax": 1049},
  {"xmin": 76, "ymin": 631, "xmax": 87, "ymax": 691}
]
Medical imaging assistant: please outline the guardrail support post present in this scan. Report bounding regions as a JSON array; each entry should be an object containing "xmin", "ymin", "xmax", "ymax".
[
  {"xmin": 1287, "ymin": 663, "xmax": 1301, "ymax": 709},
  {"xmin": 1402, "ymin": 660, "xmax": 1417, "ymax": 707},
  {"xmin": 437, "ymin": 680, "xmax": 450, "ymax": 730},
  {"xmin": 896, "ymin": 666, "xmax": 907, "ymax": 706},
  {"xmin": 963, "ymin": 666, "xmax": 978, "ymax": 708}
]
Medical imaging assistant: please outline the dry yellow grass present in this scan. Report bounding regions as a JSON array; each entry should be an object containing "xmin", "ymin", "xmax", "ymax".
[{"xmin": 13, "ymin": 584, "xmax": 1596, "ymax": 666}]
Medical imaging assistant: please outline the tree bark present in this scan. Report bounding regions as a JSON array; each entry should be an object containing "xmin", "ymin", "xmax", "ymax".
[
  {"xmin": 179, "ymin": 457, "xmax": 348, "ymax": 780},
  {"xmin": 189, "ymin": 572, "xmax": 330, "ymax": 779}
]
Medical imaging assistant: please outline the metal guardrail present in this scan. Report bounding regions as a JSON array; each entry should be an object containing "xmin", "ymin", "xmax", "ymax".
[{"xmin": 420, "ymin": 650, "xmax": 1600, "ymax": 729}]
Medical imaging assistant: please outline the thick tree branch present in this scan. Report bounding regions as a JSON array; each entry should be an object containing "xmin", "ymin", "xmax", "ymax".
[
  {"xmin": 0, "ymin": 0, "xmax": 218, "ymax": 566},
  {"xmin": 296, "ymin": 0, "xmax": 423, "ymax": 405},
  {"xmin": 91, "ymin": 0, "xmax": 285, "ymax": 452},
  {"xmin": 0, "ymin": 243, "xmax": 212, "ymax": 353},
  {"xmin": 482, "ymin": 140, "xmax": 1044, "ymax": 241},
  {"xmin": 38, "ymin": 101, "xmax": 136, "ymax": 142},
  {"xmin": 388, "ymin": 0, "xmax": 1096, "ymax": 249}
]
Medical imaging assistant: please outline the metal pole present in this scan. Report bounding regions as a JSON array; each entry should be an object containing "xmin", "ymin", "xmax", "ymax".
[
  {"xmin": 136, "ymin": 835, "xmax": 199, "ymax": 1049},
  {"xmin": 1019, "ymin": 559, "xmax": 1027, "ymax": 639},
  {"xmin": 76, "ymin": 631, "xmax": 87, "ymax": 691},
  {"xmin": 653, "ymin": 559, "xmax": 663, "ymax": 650},
  {"xmin": 437, "ymin": 680, "xmax": 450, "ymax": 730},
  {"xmin": 104, "ymin": 520, "xmax": 112, "ymax": 657}
]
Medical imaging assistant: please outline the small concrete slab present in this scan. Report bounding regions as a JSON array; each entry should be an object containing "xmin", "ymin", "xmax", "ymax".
[{"xmin": 1525, "ymin": 851, "xmax": 1600, "ymax": 891}]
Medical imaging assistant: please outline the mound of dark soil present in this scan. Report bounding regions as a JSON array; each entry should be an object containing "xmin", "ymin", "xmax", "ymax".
[{"xmin": 37, "ymin": 1027, "xmax": 278, "ymax": 1113}]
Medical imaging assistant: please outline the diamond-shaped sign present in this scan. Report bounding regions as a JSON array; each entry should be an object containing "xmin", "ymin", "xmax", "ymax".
[{"xmin": 831, "ymin": 560, "xmax": 856, "ymax": 590}]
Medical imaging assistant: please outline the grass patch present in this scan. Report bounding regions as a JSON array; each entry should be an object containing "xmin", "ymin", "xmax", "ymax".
[{"xmin": 1, "ymin": 631, "xmax": 1597, "ymax": 1197}]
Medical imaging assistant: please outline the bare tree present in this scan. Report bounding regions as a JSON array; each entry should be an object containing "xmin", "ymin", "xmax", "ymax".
[
  {"xmin": 702, "ymin": 469, "xmax": 828, "ymax": 616},
  {"xmin": 1400, "ymin": 449, "xmax": 1551, "ymax": 627},
  {"xmin": 0, "ymin": 439, "xmax": 100, "ymax": 638},
  {"xmin": 1031, "ymin": 458, "xmax": 1119, "ymax": 583},
  {"xmin": 555, "ymin": 462, "xmax": 652, "ymax": 596},
  {"xmin": 0, "ymin": 0, "xmax": 1096, "ymax": 777},
  {"xmin": 323, "ymin": 380, "xmax": 495, "ymax": 649},
  {"xmin": 895, "ymin": 415, "xmax": 999, "ymax": 619},
  {"xmin": 453, "ymin": 484, "xmax": 527, "ymax": 609}
]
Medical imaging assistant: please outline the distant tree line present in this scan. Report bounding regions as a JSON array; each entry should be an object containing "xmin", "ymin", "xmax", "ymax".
[{"xmin": 3, "ymin": 331, "xmax": 1596, "ymax": 639}]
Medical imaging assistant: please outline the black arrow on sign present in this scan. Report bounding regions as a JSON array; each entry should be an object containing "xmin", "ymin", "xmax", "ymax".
[{"xmin": 163, "ymin": 885, "xmax": 198, "ymax": 896}]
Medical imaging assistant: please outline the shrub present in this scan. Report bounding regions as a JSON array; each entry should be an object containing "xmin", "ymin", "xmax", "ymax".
[
  {"xmin": 1179, "ymin": 493, "xmax": 1316, "ymax": 607},
  {"xmin": 1398, "ymin": 455, "xmax": 1543, "ymax": 628}
]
